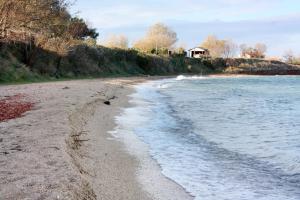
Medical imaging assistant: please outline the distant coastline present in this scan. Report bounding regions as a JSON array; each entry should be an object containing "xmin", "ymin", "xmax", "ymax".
[{"xmin": 1, "ymin": 42, "xmax": 300, "ymax": 84}]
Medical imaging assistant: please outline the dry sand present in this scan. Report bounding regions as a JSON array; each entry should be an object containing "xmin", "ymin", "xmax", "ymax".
[{"xmin": 0, "ymin": 78, "xmax": 192, "ymax": 200}]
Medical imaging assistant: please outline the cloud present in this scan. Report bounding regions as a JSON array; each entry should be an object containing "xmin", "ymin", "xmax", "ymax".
[
  {"xmin": 177, "ymin": 14, "xmax": 300, "ymax": 56},
  {"xmin": 104, "ymin": 14, "xmax": 300, "ymax": 56},
  {"xmin": 71, "ymin": 0, "xmax": 300, "ymax": 56},
  {"xmin": 72, "ymin": 0, "xmax": 300, "ymax": 28}
]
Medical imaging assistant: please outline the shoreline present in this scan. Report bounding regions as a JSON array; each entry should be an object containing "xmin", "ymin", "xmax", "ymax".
[
  {"xmin": 0, "ymin": 77, "xmax": 191, "ymax": 199},
  {"xmin": 110, "ymin": 81, "xmax": 194, "ymax": 200}
]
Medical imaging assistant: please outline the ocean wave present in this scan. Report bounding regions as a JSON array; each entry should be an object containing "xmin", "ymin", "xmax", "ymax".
[
  {"xmin": 176, "ymin": 75, "xmax": 207, "ymax": 81},
  {"xmin": 157, "ymin": 83, "xmax": 171, "ymax": 89},
  {"xmin": 114, "ymin": 76, "xmax": 300, "ymax": 200}
]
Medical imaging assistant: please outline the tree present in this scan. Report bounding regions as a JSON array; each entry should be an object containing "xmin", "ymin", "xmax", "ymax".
[
  {"xmin": 67, "ymin": 17, "xmax": 99, "ymax": 40},
  {"xmin": 134, "ymin": 23, "xmax": 177, "ymax": 54},
  {"xmin": 201, "ymin": 35, "xmax": 237, "ymax": 58},
  {"xmin": 0, "ymin": 1, "xmax": 99, "ymax": 41},
  {"xmin": 147, "ymin": 23, "xmax": 178, "ymax": 54},
  {"xmin": 240, "ymin": 43, "xmax": 267, "ymax": 58},
  {"xmin": 0, "ymin": 0, "xmax": 73, "ymax": 66},
  {"xmin": 0, "ymin": 0, "xmax": 71, "ymax": 41},
  {"xmin": 84, "ymin": 38, "xmax": 97, "ymax": 47},
  {"xmin": 283, "ymin": 50, "xmax": 295, "ymax": 63},
  {"xmin": 201, "ymin": 35, "xmax": 224, "ymax": 58},
  {"xmin": 223, "ymin": 39, "xmax": 238, "ymax": 58},
  {"xmin": 103, "ymin": 34, "xmax": 128, "ymax": 49},
  {"xmin": 240, "ymin": 44, "xmax": 248, "ymax": 57},
  {"xmin": 283, "ymin": 50, "xmax": 300, "ymax": 64},
  {"xmin": 255, "ymin": 43, "xmax": 267, "ymax": 58},
  {"xmin": 42, "ymin": 36, "xmax": 74, "ymax": 77},
  {"xmin": 133, "ymin": 38, "xmax": 153, "ymax": 52},
  {"xmin": 0, "ymin": 0, "xmax": 99, "ymax": 70}
]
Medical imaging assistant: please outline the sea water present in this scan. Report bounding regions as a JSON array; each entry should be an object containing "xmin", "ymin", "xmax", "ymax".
[{"xmin": 115, "ymin": 76, "xmax": 300, "ymax": 200}]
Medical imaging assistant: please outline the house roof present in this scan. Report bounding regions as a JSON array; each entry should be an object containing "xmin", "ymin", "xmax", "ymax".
[{"xmin": 188, "ymin": 47, "xmax": 209, "ymax": 52}]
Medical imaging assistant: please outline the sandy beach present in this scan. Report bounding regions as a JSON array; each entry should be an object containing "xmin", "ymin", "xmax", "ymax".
[{"xmin": 0, "ymin": 78, "xmax": 192, "ymax": 200}]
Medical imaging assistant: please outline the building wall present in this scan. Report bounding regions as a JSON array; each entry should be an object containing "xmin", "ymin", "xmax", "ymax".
[{"xmin": 188, "ymin": 48, "xmax": 210, "ymax": 58}]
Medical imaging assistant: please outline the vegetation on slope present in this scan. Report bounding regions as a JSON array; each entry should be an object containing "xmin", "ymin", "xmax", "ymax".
[
  {"xmin": 2, "ymin": 40, "xmax": 300, "ymax": 83},
  {"xmin": 224, "ymin": 58, "xmax": 300, "ymax": 75},
  {"xmin": 0, "ymin": 41, "xmax": 219, "ymax": 83}
]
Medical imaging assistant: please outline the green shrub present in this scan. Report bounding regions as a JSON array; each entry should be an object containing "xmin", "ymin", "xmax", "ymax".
[{"xmin": 0, "ymin": 56, "xmax": 42, "ymax": 83}]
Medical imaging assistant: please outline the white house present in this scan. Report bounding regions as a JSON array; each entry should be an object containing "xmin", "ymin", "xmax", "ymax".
[{"xmin": 187, "ymin": 47, "xmax": 210, "ymax": 58}]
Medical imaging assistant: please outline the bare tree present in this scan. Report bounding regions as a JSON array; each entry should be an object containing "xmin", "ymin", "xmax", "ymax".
[
  {"xmin": 223, "ymin": 39, "xmax": 238, "ymax": 58},
  {"xmin": 255, "ymin": 43, "xmax": 267, "ymax": 58},
  {"xmin": 240, "ymin": 43, "xmax": 267, "ymax": 59},
  {"xmin": 0, "ymin": 0, "xmax": 70, "ymax": 42},
  {"xmin": 103, "ymin": 34, "xmax": 129, "ymax": 49},
  {"xmin": 147, "ymin": 23, "xmax": 177, "ymax": 54},
  {"xmin": 201, "ymin": 35, "xmax": 223, "ymax": 58},
  {"xmin": 133, "ymin": 38, "xmax": 153, "ymax": 52},
  {"xmin": 283, "ymin": 50, "xmax": 296, "ymax": 64},
  {"xmin": 201, "ymin": 35, "xmax": 237, "ymax": 58},
  {"xmin": 0, "ymin": 0, "xmax": 78, "ymax": 67},
  {"xmin": 240, "ymin": 44, "xmax": 249, "ymax": 57},
  {"xmin": 40, "ymin": 36, "xmax": 75, "ymax": 77},
  {"xmin": 134, "ymin": 23, "xmax": 177, "ymax": 54},
  {"xmin": 283, "ymin": 50, "xmax": 293, "ymax": 63}
]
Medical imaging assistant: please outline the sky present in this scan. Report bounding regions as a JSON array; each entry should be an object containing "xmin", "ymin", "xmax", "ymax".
[{"xmin": 71, "ymin": 0, "xmax": 300, "ymax": 57}]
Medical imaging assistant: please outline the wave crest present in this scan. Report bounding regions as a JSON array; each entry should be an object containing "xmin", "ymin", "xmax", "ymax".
[{"xmin": 176, "ymin": 75, "xmax": 206, "ymax": 81}]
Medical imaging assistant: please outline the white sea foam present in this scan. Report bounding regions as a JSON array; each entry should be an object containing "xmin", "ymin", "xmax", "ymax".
[
  {"xmin": 110, "ymin": 82, "xmax": 193, "ymax": 200},
  {"xmin": 157, "ymin": 83, "xmax": 171, "ymax": 89},
  {"xmin": 176, "ymin": 75, "xmax": 207, "ymax": 81}
]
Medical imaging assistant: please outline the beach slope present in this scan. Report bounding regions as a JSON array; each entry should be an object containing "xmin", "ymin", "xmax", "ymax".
[{"xmin": 0, "ymin": 78, "xmax": 191, "ymax": 200}]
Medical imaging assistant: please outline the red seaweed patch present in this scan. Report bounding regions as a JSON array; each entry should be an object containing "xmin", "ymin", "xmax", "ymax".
[{"xmin": 0, "ymin": 94, "xmax": 34, "ymax": 122}]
